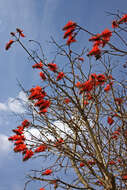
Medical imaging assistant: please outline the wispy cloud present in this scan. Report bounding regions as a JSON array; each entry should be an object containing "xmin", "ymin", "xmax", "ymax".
[
  {"xmin": 0, "ymin": 134, "xmax": 11, "ymax": 153},
  {"xmin": 0, "ymin": 103, "xmax": 7, "ymax": 111},
  {"xmin": 0, "ymin": 91, "xmax": 27, "ymax": 114}
]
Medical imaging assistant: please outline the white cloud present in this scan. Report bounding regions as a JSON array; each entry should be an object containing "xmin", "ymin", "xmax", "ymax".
[
  {"xmin": 0, "ymin": 134, "xmax": 11, "ymax": 153},
  {"xmin": 18, "ymin": 91, "xmax": 28, "ymax": 102},
  {"xmin": 54, "ymin": 120, "xmax": 73, "ymax": 138},
  {"xmin": 0, "ymin": 103, "xmax": 7, "ymax": 111},
  {"xmin": 24, "ymin": 119, "xmax": 92, "ymax": 147},
  {"xmin": 24, "ymin": 120, "xmax": 73, "ymax": 147},
  {"xmin": 8, "ymin": 97, "xmax": 25, "ymax": 114},
  {"xmin": 0, "ymin": 91, "xmax": 27, "ymax": 114}
]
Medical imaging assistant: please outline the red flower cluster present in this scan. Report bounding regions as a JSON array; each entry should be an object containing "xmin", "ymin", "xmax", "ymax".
[
  {"xmin": 88, "ymin": 28, "xmax": 112, "ymax": 59},
  {"xmin": 108, "ymin": 160, "xmax": 116, "ymax": 165},
  {"xmin": 78, "ymin": 57, "xmax": 84, "ymax": 62},
  {"xmin": 29, "ymin": 86, "xmax": 46, "ymax": 100},
  {"xmin": 104, "ymin": 83, "xmax": 113, "ymax": 92},
  {"xmin": 87, "ymin": 46, "xmax": 101, "ymax": 59},
  {"xmin": 114, "ymin": 97, "xmax": 123, "ymax": 105},
  {"xmin": 64, "ymin": 98, "xmax": 70, "ymax": 104},
  {"xmin": 35, "ymin": 144, "xmax": 47, "ymax": 153},
  {"xmin": 32, "ymin": 61, "xmax": 43, "ymax": 69},
  {"xmin": 63, "ymin": 20, "xmax": 77, "ymax": 45},
  {"xmin": 54, "ymin": 138, "xmax": 64, "ymax": 146},
  {"xmin": 107, "ymin": 116, "xmax": 114, "ymax": 125},
  {"xmin": 40, "ymin": 72, "xmax": 46, "ymax": 80},
  {"xmin": 111, "ymin": 129, "xmax": 121, "ymax": 140},
  {"xmin": 16, "ymin": 28, "xmax": 25, "ymax": 37},
  {"xmin": 76, "ymin": 73, "xmax": 108, "ymax": 94},
  {"xmin": 5, "ymin": 40, "xmax": 14, "ymax": 50},
  {"xmin": 42, "ymin": 169, "xmax": 52, "ymax": 175},
  {"xmin": 23, "ymin": 149, "xmax": 34, "ymax": 161},
  {"xmin": 29, "ymin": 86, "xmax": 50, "ymax": 114},
  {"xmin": 8, "ymin": 120, "xmax": 34, "ymax": 161},
  {"xmin": 48, "ymin": 63, "xmax": 58, "ymax": 72},
  {"xmin": 119, "ymin": 14, "xmax": 127, "ymax": 24},
  {"xmin": 122, "ymin": 174, "xmax": 127, "ymax": 180},
  {"xmin": 80, "ymin": 162, "xmax": 85, "ymax": 167},
  {"xmin": 112, "ymin": 20, "xmax": 119, "ymax": 28},
  {"xmin": 112, "ymin": 14, "xmax": 127, "ymax": 28},
  {"xmin": 5, "ymin": 28, "xmax": 25, "ymax": 50},
  {"xmin": 56, "ymin": 72, "xmax": 65, "ymax": 81},
  {"xmin": 79, "ymin": 160, "xmax": 96, "ymax": 167},
  {"xmin": 84, "ymin": 100, "xmax": 89, "ymax": 105}
]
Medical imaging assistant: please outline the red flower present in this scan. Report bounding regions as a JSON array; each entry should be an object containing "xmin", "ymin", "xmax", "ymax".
[
  {"xmin": 39, "ymin": 100, "xmax": 51, "ymax": 110},
  {"xmin": 14, "ymin": 140, "xmax": 24, "ymax": 145},
  {"xmin": 89, "ymin": 73, "xmax": 97, "ymax": 83},
  {"xmin": 56, "ymin": 72, "xmax": 65, "ymax": 81},
  {"xmin": 104, "ymin": 84, "xmax": 111, "ymax": 92},
  {"xmin": 108, "ymin": 160, "xmax": 116, "ymax": 165},
  {"xmin": 75, "ymin": 81, "xmax": 82, "ymax": 88},
  {"xmin": 29, "ymin": 86, "xmax": 42, "ymax": 93},
  {"xmin": 93, "ymin": 40, "xmax": 103, "ymax": 47},
  {"xmin": 89, "ymin": 34, "xmax": 101, "ymax": 41},
  {"xmin": 89, "ymin": 29, "xmax": 112, "ymax": 52},
  {"xmin": 112, "ymin": 20, "xmax": 118, "ymax": 28},
  {"xmin": 63, "ymin": 28, "xmax": 75, "ymax": 39},
  {"xmin": 35, "ymin": 145, "xmax": 47, "ymax": 153},
  {"xmin": 16, "ymin": 28, "xmax": 25, "ymax": 37},
  {"xmin": 80, "ymin": 162, "xmax": 85, "ymax": 167},
  {"xmin": 107, "ymin": 116, "xmax": 114, "ymax": 125},
  {"xmin": 29, "ymin": 87, "xmax": 46, "ymax": 100},
  {"xmin": 112, "ymin": 130, "xmax": 120, "ymax": 136},
  {"xmin": 114, "ymin": 98, "xmax": 123, "ymax": 104},
  {"xmin": 117, "ymin": 159, "xmax": 122, "ymax": 163},
  {"xmin": 34, "ymin": 99, "xmax": 46, "ymax": 107},
  {"xmin": 96, "ymin": 74, "xmax": 106, "ymax": 85},
  {"xmin": 5, "ymin": 40, "xmax": 14, "ymax": 50},
  {"xmin": 14, "ymin": 144, "xmax": 27, "ymax": 152},
  {"xmin": 87, "ymin": 46, "xmax": 101, "ymax": 58},
  {"xmin": 55, "ymin": 138, "xmax": 64, "ymax": 146},
  {"xmin": 78, "ymin": 57, "xmax": 84, "ymax": 62},
  {"xmin": 66, "ymin": 35, "xmax": 76, "ymax": 45},
  {"xmin": 8, "ymin": 134, "xmax": 25, "ymax": 141},
  {"xmin": 122, "ymin": 175, "xmax": 127, "ymax": 180},
  {"xmin": 79, "ymin": 81, "xmax": 94, "ymax": 93},
  {"xmin": 84, "ymin": 100, "xmax": 89, "ymax": 105},
  {"xmin": 119, "ymin": 14, "xmax": 127, "ymax": 24},
  {"xmin": 86, "ymin": 93, "xmax": 93, "ymax": 100},
  {"xmin": 32, "ymin": 62, "xmax": 43, "ymax": 69},
  {"xmin": 22, "ymin": 120, "xmax": 30, "ymax": 128},
  {"xmin": 48, "ymin": 63, "xmax": 58, "ymax": 72},
  {"xmin": 63, "ymin": 20, "xmax": 76, "ymax": 31},
  {"xmin": 63, "ymin": 21, "xmax": 77, "ymax": 45},
  {"xmin": 40, "ymin": 72, "xmax": 46, "ymax": 80},
  {"xmin": 39, "ymin": 108, "xmax": 48, "ymax": 114},
  {"xmin": 23, "ymin": 149, "xmax": 34, "ymax": 161},
  {"xmin": 64, "ymin": 98, "xmax": 70, "ymax": 104},
  {"xmin": 42, "ymin": 169, "xmax": 52, "ymax": 175},
  {"xmin": 111, "ymin": 135, "xmax": 118, "ymax": 140},
  {"xmin": 101, "ymin": 28, "xmax": 112, "ymax": 39},
  {"xmin": 12, "ymin": 128, "xmax": 23, "ymax": 135},
  {"xmin": 40, "ymin": 188, "xmax": 45, "ymax": 190}
]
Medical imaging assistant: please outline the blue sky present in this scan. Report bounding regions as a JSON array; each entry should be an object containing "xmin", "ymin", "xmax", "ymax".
[{"xmin": 0, "ymin": 0, "xmax": 127, "ymax": 190}]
